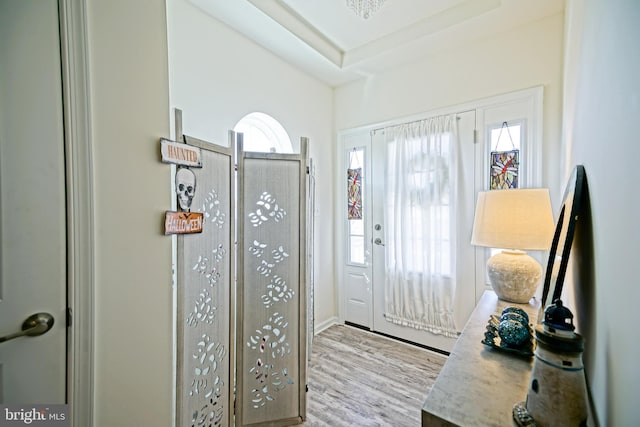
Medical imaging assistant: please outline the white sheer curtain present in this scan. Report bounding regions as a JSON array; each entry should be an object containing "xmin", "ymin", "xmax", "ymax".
[{"xmin": 383, "ymin": 115, "xmax": 458, "ymax": 338}]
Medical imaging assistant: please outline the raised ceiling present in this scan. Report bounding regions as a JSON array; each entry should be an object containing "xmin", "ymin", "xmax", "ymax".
[{"xmin": 190, "ymin": 0, "xmax": 565, "ymax": 87}]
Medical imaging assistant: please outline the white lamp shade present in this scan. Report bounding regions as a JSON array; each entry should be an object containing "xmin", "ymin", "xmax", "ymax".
[{"xmin": 471, "ymin": 189, "xmax": 554, "ymax": 250}]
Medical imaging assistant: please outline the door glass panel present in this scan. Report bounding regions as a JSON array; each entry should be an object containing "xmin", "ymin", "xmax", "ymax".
[
  {"xmin": 350, "ymin": 218, "xmax": 364, "ymax": 235},
  {"xmin": 349, "ymin": 236, "xmax": 365, "ymax": 264},
  {"xmin": 384, "ymin": 136, "xmax": 453, "ymax": 275},
  {"xmin": 489, "ymin": 122, "xmax": 522, "ymax": 151},
  {"xmin": 347, "ymin": 148, "xmax": 365, "ymax": 265}
]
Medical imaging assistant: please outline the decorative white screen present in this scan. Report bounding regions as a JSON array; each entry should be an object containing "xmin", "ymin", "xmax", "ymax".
[
  {"xmin": 177, "ymin": 136, "xmax": 234, "ymax": 427},
  {"xmin": 236, "ymin": 139, "xmax": 308, "ymax": 426},
  {"xmin": 174, "ymin": 132, "xmax": 308, "ymax": 427}
]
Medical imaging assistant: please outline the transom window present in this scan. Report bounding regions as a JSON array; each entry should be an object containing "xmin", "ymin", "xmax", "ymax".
[{"xmin": 233, "ymin": 112, "xmax": 293, "ymax": 153}]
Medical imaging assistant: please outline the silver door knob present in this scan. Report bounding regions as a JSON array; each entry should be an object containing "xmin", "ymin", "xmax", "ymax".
[
  {"xmin": 374, "ymin": 238, "xmax": 385, "ymax": 246},
  {"xmin": 0, "ymin": 313, "xmax": 54, "ymax": 344}
]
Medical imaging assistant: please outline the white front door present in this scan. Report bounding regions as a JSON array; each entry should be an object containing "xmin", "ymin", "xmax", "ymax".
[
  {"xmin": 370, "ymin": 111, "xmax": 477, "ymax": 352},
  {"xmin": 0, "ymin": 0, "xmax": 68, "ymax": 403}
]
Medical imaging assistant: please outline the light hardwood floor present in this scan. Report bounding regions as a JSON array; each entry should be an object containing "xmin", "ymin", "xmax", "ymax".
[{"xmin": 298, "ymin": 324, "xmax": 447, "ymax": 426}]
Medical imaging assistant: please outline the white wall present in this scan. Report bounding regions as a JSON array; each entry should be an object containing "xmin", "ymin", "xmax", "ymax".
[
  {"xmin": 86, "ymin": 0, "xmax": 173, "ymax": 426},
  {"xmin": 83, "ymin": 0, "xmax": 336, "ymax": 425},
  {"xmin": 335, "ymin": 13, "xmax": 565, "ymax": 198},
  {"xmin": 167, "ymin": 0, "xmax": 336, "ymax": 326},
  {"xmin": 562, "ymin": 1, "xmax": 640, "ymax": 425}
]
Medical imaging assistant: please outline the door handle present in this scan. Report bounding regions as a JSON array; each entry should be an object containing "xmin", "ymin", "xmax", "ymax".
[
  {"xmin": 0, "ymin": 313, "xmax": 54, "ymax": 344},
  {"xmin": 374, "ymin": 238, "xmax": 385, "ymax": 246}
]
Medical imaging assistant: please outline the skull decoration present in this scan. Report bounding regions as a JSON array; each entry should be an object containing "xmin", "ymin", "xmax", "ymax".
[{"xmin": 176, "ymin": 167, "xmax": 196, "ymax": 211}]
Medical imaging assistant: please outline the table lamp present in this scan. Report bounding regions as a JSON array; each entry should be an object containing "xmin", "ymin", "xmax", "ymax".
[{"xmin": 471, "ymin": 189, "xmax": 554, "ymax": 303}]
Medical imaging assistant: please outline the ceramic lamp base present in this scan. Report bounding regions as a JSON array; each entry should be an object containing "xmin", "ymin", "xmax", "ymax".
[{"xmin": 487, "ymin": 250, "xmax": 542, "ymax": 303}]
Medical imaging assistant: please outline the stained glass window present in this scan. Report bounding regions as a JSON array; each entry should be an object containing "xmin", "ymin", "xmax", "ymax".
[
  {"xmin": 490, "ymin": 149, "xmax": 519, "ymax": 189},
  {"xmin": 347, "ymin": 168, "xmax": 362, "ymax": 219},
  {"xmin": 489, "ymin": 121, "xmax": 522, "ymax": 190}
]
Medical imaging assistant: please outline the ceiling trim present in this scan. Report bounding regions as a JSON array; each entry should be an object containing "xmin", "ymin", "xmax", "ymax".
[
  {"xmin": 247, "ymin": 0, "xmax": 344, "ymax": 67},
  {"xmin": 247, "ymin": 0, "xmax": 501, "ymax": 71},
  {"xmin": 188, "ymin": 0, "xmax": 565, "ymax": 87},
  {"xmin": 343, "ymin": 0, "xmax": 501, "ymax": 68}
]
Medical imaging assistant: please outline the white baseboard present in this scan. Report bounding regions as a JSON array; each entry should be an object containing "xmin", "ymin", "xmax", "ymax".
[{"xmin": 313, "ymin": 316, "xmax": 340, "ymax": 335}]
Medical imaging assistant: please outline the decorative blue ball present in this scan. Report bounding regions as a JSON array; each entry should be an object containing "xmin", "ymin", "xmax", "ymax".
[{"xmin": 498, "ymin": 319, "xmax": 530, "ymax": 348}]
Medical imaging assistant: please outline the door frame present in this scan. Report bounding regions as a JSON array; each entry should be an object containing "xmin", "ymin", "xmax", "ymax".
[
  {"xmin": 335, "ymin": 87, "xmax": 544, "ymax": 350},
  {"xmin": 59, "ymin": 0, "xmax": 94, "ymax": 425},
  {"xmin": 336, "ymin": 104, "xmax": 481, "ymax": 336}
]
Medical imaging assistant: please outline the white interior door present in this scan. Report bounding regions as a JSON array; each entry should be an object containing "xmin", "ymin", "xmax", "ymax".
[
  {"xmin": 370, "ymin": 111, "xmax": 477, "ymax": 352},
  {"xmin": 0, "ymin": 0, "xmax": 67, "ymax": 403}
]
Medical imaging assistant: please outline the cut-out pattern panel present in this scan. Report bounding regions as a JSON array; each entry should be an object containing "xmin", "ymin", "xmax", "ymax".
[
  {"xmin": 178, "ymin": 141, "xmax": 233, "ymax": 427},
  {"xmin": 187, "ymin": 289, "xmax": 216, "ymax": 327},
  {"xmin": 247, "ymin": 312, "xmax": 292, "ymax": 359},
  {"xmin": 202, "ymin": 190, "xmax": 226, "ymax": 228},
  {"xmin": 251, "ymin": 242, "xmax": 290, "ymax": 278},
  {"xmin": 248, "ymin": 192, "xmax": 287, "ymax": 227},
  {"xmin": 192, "ymin": 243, "xmax": 226, "ymax": 287},
  {"xmin": 237, "ymin": 151, "xmax": 307, "ymax": 426},
  {"xmin": 262, "ymin": 276, "xmax": 295, "ymax": 308},
  {"xmin": 249, "ymin": 361, "xmax": 294, "ymax": 409},
  {"xmin": 190, "ymin": 334, "xmax": 226, "ymax": 398}
]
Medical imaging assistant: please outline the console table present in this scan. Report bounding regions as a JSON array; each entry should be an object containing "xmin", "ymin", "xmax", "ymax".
[{"xmin": 422, "ymin": 290, "xmax": 540, "ymax": 426}]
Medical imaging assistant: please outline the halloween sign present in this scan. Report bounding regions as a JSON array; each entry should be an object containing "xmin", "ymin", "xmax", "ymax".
[
  {"xmin": 160, "ymin": 136, "xmax": 204, "ymax": 235},
  {"xmin": 160, "ymin": 138, "xmax": 202, "ymax": 167},
  {"xmin": 164, "ymin": 211, "xmax": 203, "ymax": 235}
]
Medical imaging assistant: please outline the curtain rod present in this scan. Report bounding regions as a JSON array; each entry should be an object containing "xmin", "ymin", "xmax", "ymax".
[{"xmin": 370, "ymin": 108, "xmax": 474, "ymax": 134}]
